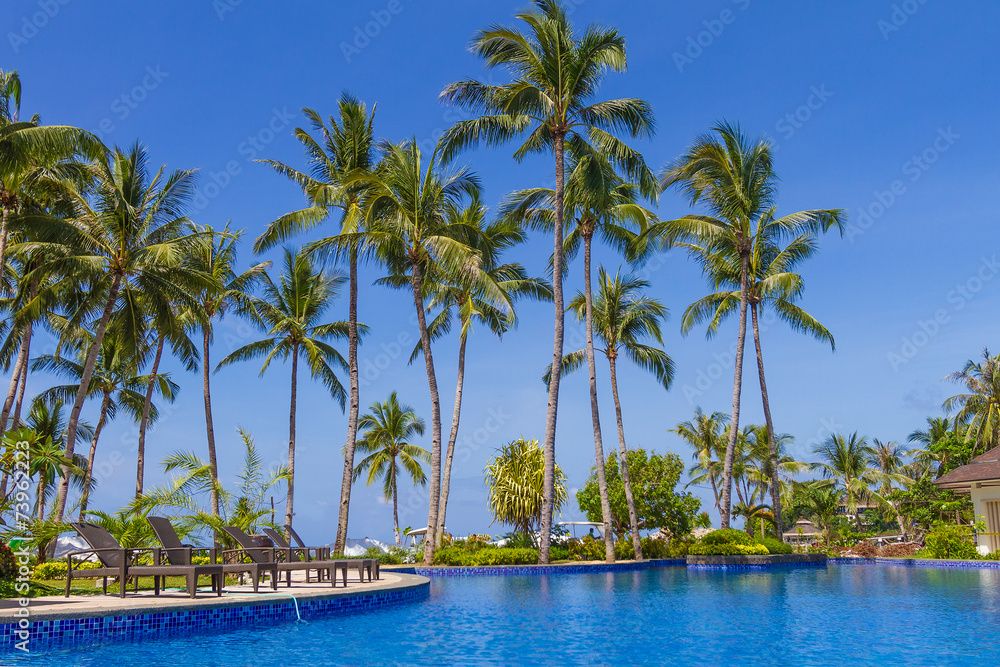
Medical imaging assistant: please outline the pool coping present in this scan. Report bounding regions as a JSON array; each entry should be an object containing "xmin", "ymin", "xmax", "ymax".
[
  {"xmin": 0, "ymin": 572, "xmax": 429, "ymax": 653},
  {"xmin": 389, "ymin": 558, "xmax": 687, "ymax": 576}
]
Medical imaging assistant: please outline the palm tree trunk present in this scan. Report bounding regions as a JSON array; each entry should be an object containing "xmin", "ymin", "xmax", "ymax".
[
  {"xmin": 608, "ymin": 353, "xmax": 643, "ymax": 560},
  {"xmin": 36, "ymin": 476, "xmax": 45, "ymax": 521},
  {"xmin": 285, "ymin": 343, "xmax": 299, "ymax": 535},
  {"xmin": 539, "ymin": 131, "xmax": 567, "ymax": 564},
  {"xmin": 79, "ymin": 390, "xmax": 111, "ymax": 520},
  {"xmin": 0, "ymin": 327, "xmax": 30, "ymax": 435},
  {"xmin": 750, "ymin": 303, "xmax": 783, "ymax": 536},
  {"xmin": 334, "ymin": 248, "xmax": 361, "ymax": 555},
  {"xmin": 582, "ymin": 232, "xmax": 615, "ymax": 563},
  {"xmin": 436, "ymin": 329, "xmax": 467, "ymax": 548},
  {"xmin": 135, "ymin": 334, "xmax": 165, "ymax": 500},
  {"xmin": 392, "ymin": 464, "xmax": 401, "ymax": 547},
  {"xmin": 720, "ymin": 252, "xmax": 750, "ymax": 530},
  {"xmin": 0, "ymin": 202, "xmax": 10, "ymax": 290},
  {"xmin": 53, "ymin": 274, "xmax": 122, "ymax": 524},
  {"xmin": 412, "ymin": 260, "xmax": 443, "ymax": 566},
  {"xmin": 11, "ymin": 340, "xmax": 29, "ymax": 429},
  {"xmin": 201, "ymin": 328, "xmax": 220, "ymax": 517}
]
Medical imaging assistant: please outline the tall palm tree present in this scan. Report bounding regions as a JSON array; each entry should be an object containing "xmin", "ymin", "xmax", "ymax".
[
  {"xmin": 17, "ymin": 398, "xmax": 90, "ymax": 520},
  {"xmin": 506, "ymin": 150, "xmax": 656, "ymax": 563},
  {"xmin": 405, "ymin": 202, "xmax": 550, "ymax": 547},
  {"xmin": 438, "ymin": 0, "xmax": 655, "ymax": 563},
  {"xmin": 216, "ymin": 247, "xmax": 350, "ymax": 535},
  {"xmin": 672, "ymin": 408, "xmax": 729, "ymax": 513},
  {"xmin": 356, "ymin": 140, "xmax": 502, "ymax": 564},
  {"xmin": 0, "ymin": 68, "xmax": 104, "ymax": 277},
  {"xmin": 802, "ymin": 482, "xmax": 840, "ymax": 547},
  {"xmin": 678, "ymin": 220, "xmax": 835, "ymax": 535},
  {"xmin": 185, "ymin": 224, "xmax": 267, "ymax": 516},
  {"xmin": 656, "ymin": 121, "xmax": 842, "ymax": 529},
  {"xmin": 812, "ymin": 432, "xmax": 899, "ymax": 531},
  {"xmin": 15, "ymin": 142, "xmax": 207, "ymax": 523},
  {"xmin": 944, "ymin": 349, "xmax": 1000, "ymax": 454},
  {"xmin": 869, "ymin": 439, "xmax": 911, "ymax": 537},
  {"xmin": 254, "ymin": 94, "xmax": 378, "ymax": 556},
  {"xmin": 32, "ymin": 334, "xmax": 177, "ymax": 518},
  {"xmin": 553, "ymin": 268, "xmax": 673, "ymax": 558},
  {"xmin": 352, "ymin": 392, "xmax": 430, "ymax": 546}
]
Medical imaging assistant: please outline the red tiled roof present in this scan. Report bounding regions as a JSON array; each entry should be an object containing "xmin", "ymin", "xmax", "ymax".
[{"xmin": 933, "ymin": 446, "xmax": 1000, "ymax": 487}]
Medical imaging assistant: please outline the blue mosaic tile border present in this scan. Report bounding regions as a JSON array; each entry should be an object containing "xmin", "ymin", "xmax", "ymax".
[
  {"xmin": 686, "ymin": 560, "xmax": 828, "ymax": 571},
  {"xmin": 830, "ymin": 556, "xmax": 1000, "ymax": 569},
  {"xmin": 0, "ymin": 582, "xmax": 428, "ymax": 652},
  {"xmin": 410, "ymin": 559, "xmax": 687, "ymax": 577}
]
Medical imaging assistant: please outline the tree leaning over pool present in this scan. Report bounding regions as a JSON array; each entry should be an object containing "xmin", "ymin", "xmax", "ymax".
[{"xmin": 438, "ymin": 0, "xmax": 655, "ymax": 563}]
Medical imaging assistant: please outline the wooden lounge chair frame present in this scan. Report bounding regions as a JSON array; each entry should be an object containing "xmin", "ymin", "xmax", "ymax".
[
  {"xmin": 66, "ymin": 522, "xmax": 224, "ymax": 599},
  {"xmin": 222, "ymin": 526, "xmax": 349, "ymax": 588},
  {"xmin": 262, "ymin": 527, "xmax": 378, "ymax": 583}
]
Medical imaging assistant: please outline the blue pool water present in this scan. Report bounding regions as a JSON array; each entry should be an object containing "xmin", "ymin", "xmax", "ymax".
[{"xmin": 13, "ymin": 564, "xmax": 1000, "ymax": 665}]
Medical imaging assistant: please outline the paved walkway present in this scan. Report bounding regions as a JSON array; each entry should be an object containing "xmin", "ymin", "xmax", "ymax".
[{"xmin": 0, "ymin": 570, "xmax": 424, "ymax": 620}]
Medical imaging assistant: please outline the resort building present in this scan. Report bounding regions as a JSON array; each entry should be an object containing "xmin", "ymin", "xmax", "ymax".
[{"xmin": 933, "ymin": 446, "xmax": 1000, "ymax": 554}]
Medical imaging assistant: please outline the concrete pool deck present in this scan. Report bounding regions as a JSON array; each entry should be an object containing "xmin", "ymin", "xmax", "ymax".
[{"xmin": 0, "ymin": 570, "xmax": 428, "ymax": 622}]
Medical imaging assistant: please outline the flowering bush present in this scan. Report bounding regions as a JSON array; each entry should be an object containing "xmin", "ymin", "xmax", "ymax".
[
  {"xmin": 0, "ymin": 544, "xmax": 16, "ymax": 579},
  {"xmin": 688, "ymin": 542, "xmax": 769, "ymax": 556}
]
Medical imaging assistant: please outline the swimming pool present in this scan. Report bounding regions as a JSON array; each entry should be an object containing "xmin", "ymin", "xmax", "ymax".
[{"xmin": 15, "ymin": 564, "xmax": 1000, "ymax": 665}]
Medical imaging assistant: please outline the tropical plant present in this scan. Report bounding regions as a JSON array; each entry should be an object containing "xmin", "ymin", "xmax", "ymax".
[
  {"xmin": 944, "ymin": 349, "xmax": 1000, "ymax": 455},
  {"xmin": 812, "ymin": 432, "xmax": 901, "ymax": 530},
  {"xmin": 352, "ymin": 392, "xmax": 430, "ymax": 546},
  {"xmin": 869, "ymin": 439, "xmax": 911, "ymax": 537},
  {"xmin": 32, "ymin": 334, "xmax": 177, "ymax": 518},
  {"xmin": 576, "ymin": 449, "xmax": 703, "ymax": 543},
  {"xmin": 355, "ymin": 139, "xmax": 502, "ymax": 564},
  {"xmin": 184, "ymin": 224, "xmax": 267, "ymax": 516},
  {"xmin": 653, "ymin": 122, "xmax": 843, "ymax": 529},
  {"xmin": 673, "ymin": 408, "xmax": 730, "ymax": 512},
  {"xmin": 484, "ymin": 438, "xmax": 567, "ymax": 543},
  {"xmin": 216, "ymin": 247, "xmax": 350, "ymax": 534},
  {"xmin": 14, "ymin": 142, "xmax": 207, "ymax": 523},
  {"xmin": 254, "ymin": 94, "xmax": 378, "ymax": 556},
  {"xmin": 800, "ymin": 482, "xmax": 841, "ymax": 547},
  {"xmin": 439, "ymin": 0, "xmax": 655, "ymax": 563}
]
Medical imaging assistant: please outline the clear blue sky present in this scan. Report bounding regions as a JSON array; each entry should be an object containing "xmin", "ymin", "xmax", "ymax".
[{"xmin": 10, "ymin": 0, "xmax": 1000, "ymax": 543}]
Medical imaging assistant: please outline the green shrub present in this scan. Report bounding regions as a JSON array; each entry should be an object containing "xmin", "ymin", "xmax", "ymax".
[
  {"xmin": 688, "ymin": 542, "xmax": 770, "ymax": 556},
  {"xmin": 0, "ymin": 544, "xmax": 17, "ymax": 579},
  {"xmin": 979, "ymin": 550, "xmax": 1000, "ymax": 561},
  {"xmin": 924, "ymin": 523, "xmax": 978, "ymax": 560},
  {"xmin": 567, "ymin": 536, "xmax": 606, "ymax": 561},
  {"xmin": 701, "ymin": 529, "xmax": 752, "ymax": 546},
  {"xmin": 640, "ymin": 537, "xmax": 670, "ymax": 559},
  {"xmin": 753, "ymin": 537, "xmax": 793, "ymax": 555},
  {"xmin": 549, "ymin": 545, "xmax": 572, "ymax": 561},
  {"xmin": 33, "ymin": 560, "xmax": 103, "ymax": 580},
  {"xmin": 433, "ymin": 547, "xmax": 537, "ymax": 566},
  {"xmin": 191, "ymin": 555, "xmax": 211, "ymax": 565},
  {"xmin": 614, "ymin": 539, "xmax": 636, "ymax": 560}
]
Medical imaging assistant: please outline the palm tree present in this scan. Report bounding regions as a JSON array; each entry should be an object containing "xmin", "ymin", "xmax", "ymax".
[
  {"xmin": 553, "ymin": 268, "xmax": 672, "ymax": 558},
  {"xmin": 15, "ymin": 142, "xmax": 207, "ymax": 523},
  {"xmin": 357, "ymin": 140, "xmax": 502, "ymax": 564},
  {"xmin": 812, "ymin": 432, "xmax": 898, "ymax": 531},
  {"xmin": 216, "ymin": 247, "xmax": 350, "ymax": 535},
  {"xmin": 405, "ymin": 202, "xmax": 550, "ymax": 547},
  {"xmin": 944, "ymin": 349, "xmax": 1000, "ymax": 454},
  {"xmin": 507, "ymin": 149, "xmax": 656, "ymax": 563},
  {"xmin": 254, "ymin": 95, "xmax": 378, "ymax": 556},
  {"xmin": 801, "ymin": 482, "xmax": 840, "ymax": 547},
  {"xmin": 0, "ymin": 68, "xmax": 104, "ymax": 278},
  {"xmin": 869, "ymin": 439, "xmax": 911, "ymax": 538},
  {"xmin": 15, "ymin": 399, "xmax": 90, "ymax": 520},
  {"xmin": 656, "ymin": 121, "xmax": 843, "ymax": 529},
  {"xmin": 185, "ymin": 224, "xmax": 267, "ymax": 516},
  {"xmin": 680, "ymin": 222, "xmax": 835, "ymax": 535},
  {"xmin": 438, "ymin": 0, "xmax": 655, "ymax": 563},
  {"xmin": 673, "ymin": 408, "xmax": 729, "ymax": 513},
  {"xmin": 32, "ymin": 334, "xmax": 177, "ymax": 518},
  {"xmin": 352, "ymin": 392, "xmax": 430, "ymax": 546}
]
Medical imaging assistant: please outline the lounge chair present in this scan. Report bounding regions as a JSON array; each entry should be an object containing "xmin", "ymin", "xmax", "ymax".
[
  {"xmin": 261, "ymin": 527, "xmax": 378, "ymax": 582},
  {"xmin": 66, "ymin": 522, "xmax": 224, "ymax": 599},
  {"xmin": 147, "ymin": 516, "xmax": 278, "ymax": 594},
  {"xmin": 222, "ymin": 526, "xmax": 351, "ymax": 587}
]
